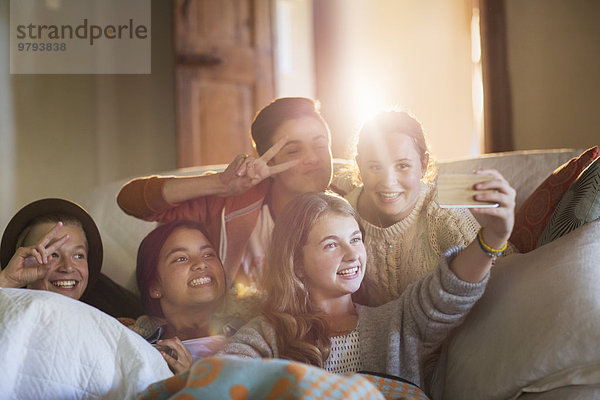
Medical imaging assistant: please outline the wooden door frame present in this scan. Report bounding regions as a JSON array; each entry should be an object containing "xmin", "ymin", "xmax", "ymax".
[{"xmin": 174, "ymin": 0, "xmax": 275, "ymax": 168}]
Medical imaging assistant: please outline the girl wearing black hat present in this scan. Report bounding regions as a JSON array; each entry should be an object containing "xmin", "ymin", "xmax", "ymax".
[
  {"xmin": 1, "ymin": 198, "xmax": 143, "ymax": 318},
  {"xmin": 0, "ymin": 198, "xmax": 103, "ymax": 300}
]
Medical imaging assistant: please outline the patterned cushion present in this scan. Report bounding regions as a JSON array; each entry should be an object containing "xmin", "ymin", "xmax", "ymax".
[
  {"xmin": 138, "ymin": 356, "xmax": 403, "ymax": 400},
  {"xmin": 359, "ymin": 372, "xmax": 429, "ymax": 400},
  {"xmin": 138, "ymin": 356, "xmax": 430, "ymax": 400},
  {"xmin": 509, "ymin": 146, "xmax": 599, "ymax": 252},
  {"xmin": 538, "ymin": 157, "xmax": 600, "ymax": 246}
]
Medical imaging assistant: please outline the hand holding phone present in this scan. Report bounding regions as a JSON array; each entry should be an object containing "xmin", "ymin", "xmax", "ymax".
[
  {"xmin": 152, "ymin": 343, "xmax": 178, "ymax": 360},
  {"xmin": 436, "ymin": 174, "xmax": 499, "ymax": 208}
]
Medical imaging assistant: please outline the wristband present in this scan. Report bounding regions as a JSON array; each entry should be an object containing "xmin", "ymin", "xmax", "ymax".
[{"xmin": 476, "ymin": 228, "xmax": 507, "ymax": 265}]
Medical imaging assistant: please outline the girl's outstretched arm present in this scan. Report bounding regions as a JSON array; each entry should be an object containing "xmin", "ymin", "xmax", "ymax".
[{"xmin": 449, "ymin": 169, "xmax": 516, "ymax": 283}]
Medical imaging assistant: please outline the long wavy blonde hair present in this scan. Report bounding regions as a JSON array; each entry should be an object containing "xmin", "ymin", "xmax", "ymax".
[{"xmin": 261, "ymin": 192, "xmax": 364, "ymax": 367}]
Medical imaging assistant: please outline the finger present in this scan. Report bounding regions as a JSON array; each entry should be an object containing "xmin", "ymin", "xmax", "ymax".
[
  {"xmin": 157, "ymin": 338, "xmax": 185, "ymax": 356},
  {"xmin": 46, "ymin": 234, "xmax": 70, "ymax": 254},
  {"xmin": 38, "ymin": 221, "xmax": 64, "ymax": 248},
  {"xmin": 473, "ymin": 195, "xmax": 512, "ymax": 214},
  {"xmin": 159, "ymin": 338, "xmax": 192, "ymax": 364},
  {"xmin": 233, "ymin": 154, "xmax": 250, "ymax": 176},
  {"xmin": 30, "ymin": 248, "xmax": 44, "ymax": 265},
  {"xmin": 223, "ymin": 154, "xmax": 247, "ymax": 177},
  {"xmin": 470, "ymin": 206, "xmax": 504, "ymax": 217},
  {"xmin": 474, "ymin": 182, "xmax": 515, "ymax": 203},
  {"xmin": 15, "ymin": 246, "xmax": 42, "ymax": 267},
  {"xmin": 157, "ymin": 337, "xmax": 184, "ymax": 349},
  {"xmin": 158, "ymin": 342, "xmax": 191, "ymax": 374},
  {"xmin": 473, "ymin": 174, "xmax": 514, "ymax": 200},
  {"xmin": 268, "ymin": 159, "xmax": 299, "ymax": 175},
  {"xmin": 34, "ymin": 244, "xmax": 49, "ymax": 264},
  {"xmin": 259, "ymin": 135, "xmax": 289, "ymax": 163},
  {"xmin": 160, "ymin": 351, "xmax": 181, "ymax": 370},
  {"xmin": 245, "ymin": 159, "xmax": 257, "ymax": 179},
  {"xmin": 474, "ymin": 180, "xmax": 510, "ymax": 195}
]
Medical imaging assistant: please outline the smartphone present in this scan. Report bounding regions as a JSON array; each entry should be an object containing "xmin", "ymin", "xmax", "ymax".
[
  {"xmin": 436, "ymin": 174, "xmax": 499, "ymax": 208},
  {"xmin": 152, "ymin": 343, "xmax": 177, "ymax": 360}
]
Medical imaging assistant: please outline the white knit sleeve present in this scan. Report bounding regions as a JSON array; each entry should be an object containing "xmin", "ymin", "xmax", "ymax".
[{"xmin": 426, "ymin": 201, "xmax": 480, "ymax": 255}]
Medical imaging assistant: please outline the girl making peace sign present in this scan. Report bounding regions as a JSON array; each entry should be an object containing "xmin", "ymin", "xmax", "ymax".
[{"xmin": 118, "ymin": 97, "xmax": 335, "ymax": 300}]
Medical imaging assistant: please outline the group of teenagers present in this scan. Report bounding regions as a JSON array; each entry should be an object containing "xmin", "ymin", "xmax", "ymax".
[{"xmin": 0, "ymin": 97, "xmax": 517, "ymax": 395}]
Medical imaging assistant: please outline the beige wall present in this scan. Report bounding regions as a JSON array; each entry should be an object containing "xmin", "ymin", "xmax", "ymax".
[
  {"xmin": 315, "ymin": 0, "xmax": 478, "ymax": 161},
  {"xmin": 506, "ymin": 0, "xmax": 600, "ymax": 150},
  {"xmin": 0, "ymin": 0, "xmax": 176, "ymax": 231},
  {"xmin": 3, "ymin": 0, "xmax": 598, "ymax": 232},
  {"xmin": 0, "ymin": 0, "xmax": 15, "ymax": 229}
]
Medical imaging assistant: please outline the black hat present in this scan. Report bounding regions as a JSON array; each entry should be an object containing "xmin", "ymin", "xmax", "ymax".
[{"xmin": 1, "ymin": 198, "xmax": 103, "ymax": 288}]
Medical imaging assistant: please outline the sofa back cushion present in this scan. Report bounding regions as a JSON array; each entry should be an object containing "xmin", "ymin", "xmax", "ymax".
[
  {"xmin": 79, "ymin": 150, "xmax": 587, "ymax": 292},
  {"xmin": 439, "ymin": 219, "xmax": 600, "ymax": 400}
]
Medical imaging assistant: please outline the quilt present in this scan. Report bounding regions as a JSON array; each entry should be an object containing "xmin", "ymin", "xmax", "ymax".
[{"xmin": 0, "ymin": 288, "xmax": 172, "ymax": 399}]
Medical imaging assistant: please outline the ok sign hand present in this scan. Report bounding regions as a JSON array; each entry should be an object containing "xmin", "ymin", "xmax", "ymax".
[{"xmin": 0, "ymin": 222, "xmax": 70, "ymax": 288}]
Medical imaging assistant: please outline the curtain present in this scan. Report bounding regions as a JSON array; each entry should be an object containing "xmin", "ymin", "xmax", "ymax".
[{"xmin": 479, "ymin": 0, "xmax": 514, "ymax": 153}]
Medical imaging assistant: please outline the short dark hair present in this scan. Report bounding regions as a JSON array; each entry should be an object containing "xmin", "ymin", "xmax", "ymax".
[{"xmin": 251, "ymin": 97, "xmax": 330, "ymax": 156}]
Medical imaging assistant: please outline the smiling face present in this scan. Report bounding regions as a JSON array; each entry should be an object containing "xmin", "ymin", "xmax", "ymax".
[
  {"xmin": 151, "ymin": 227, "xmax": 226, "ymax": 313},
  {"xmin": 299, "ymin": 212, "xmax": 366, "ymax": 304},
  {"xmin": 357, "ymin": 132, "xmax": 428, "ymax": 227},
  {"xmin": 269, "ymin": 116, "xmax": 333, "ymax": 198},
  {"xmin": 25, "ymin": 222, "xmax": 89, "ymax": 300}
]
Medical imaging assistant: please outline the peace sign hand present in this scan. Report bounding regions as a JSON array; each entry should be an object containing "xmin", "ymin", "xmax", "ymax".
[
  {"xmin": 217, "ymin": 136, "xmax": 299, "ymax": 196},
  {"xmin": 0, "ymin": 222, "xmax": 70, "ymax": 288}
]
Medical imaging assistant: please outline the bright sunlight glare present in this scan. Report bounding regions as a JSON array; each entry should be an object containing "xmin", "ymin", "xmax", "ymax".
[{"xmin": 350, "ymin": 80, "xmax": 388, "ymax": 128}]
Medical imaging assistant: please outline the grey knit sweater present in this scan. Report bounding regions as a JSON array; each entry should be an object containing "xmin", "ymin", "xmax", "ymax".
[{"xmin": 221, "ymin": 247, "xmax": 488, "ymax": 393}]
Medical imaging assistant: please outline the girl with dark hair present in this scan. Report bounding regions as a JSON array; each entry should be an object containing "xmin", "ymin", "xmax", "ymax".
[
  {"xmin": 123, "ymin": 220, "xmax": 234, "ymax": 373},
  {"xmin": 222, "ymin": 180, "xmax": 515, "ymax": 395},
  {"xmin": 117, "ymin": 97, "xmax": 334, "ymax": 298}
]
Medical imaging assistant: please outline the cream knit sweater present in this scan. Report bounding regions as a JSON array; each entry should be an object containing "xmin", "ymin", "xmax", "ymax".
[{"xmin": 346, "ymin": 182, "xmax": 481, "ymax": 306}]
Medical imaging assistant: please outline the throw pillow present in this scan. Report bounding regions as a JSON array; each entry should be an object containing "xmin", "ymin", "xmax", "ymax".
[
  {"xmin": 538, "ymin": 156, "xmax": 600, "ymax": 246},
  {"xmin": 509, "ymin": 146, "xmax": 599, "ymax": 252}
]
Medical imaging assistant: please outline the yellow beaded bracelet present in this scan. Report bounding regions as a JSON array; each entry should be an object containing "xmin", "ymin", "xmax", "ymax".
[{"xmin": 476, "ymin": 228, "xmax": 507, "ymax": 265}]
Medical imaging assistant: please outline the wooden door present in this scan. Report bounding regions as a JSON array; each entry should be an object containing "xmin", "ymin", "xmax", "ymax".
[{"xmin": 174, "ymin": 0, "xmax": 275, "ymax": 167}]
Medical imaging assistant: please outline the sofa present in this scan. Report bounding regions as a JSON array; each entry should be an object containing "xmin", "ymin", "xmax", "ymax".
[
  {"xmin": 1, "ymin": 148, "xmax": 598, "ymax": 399},
  {"xmin": 77, "ymin": 148, "xmax": 596, "ymax": 291}
]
